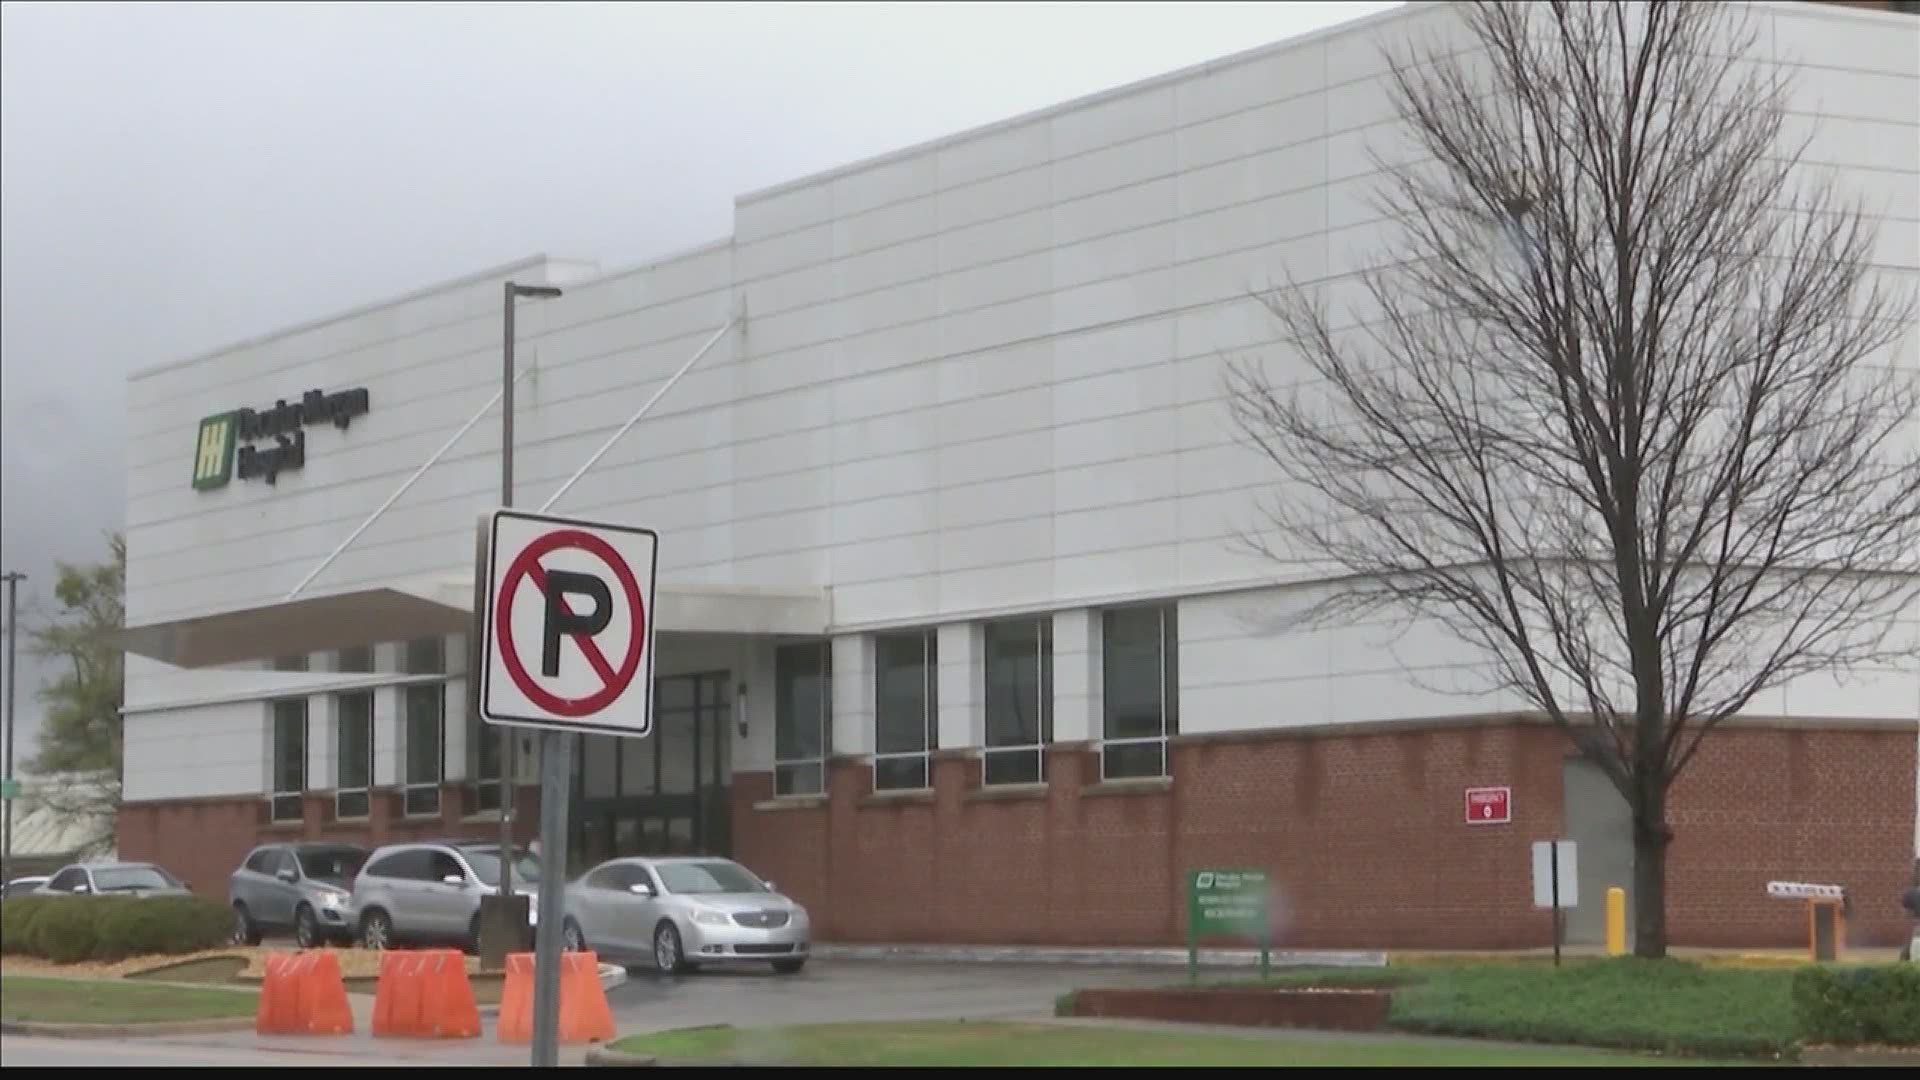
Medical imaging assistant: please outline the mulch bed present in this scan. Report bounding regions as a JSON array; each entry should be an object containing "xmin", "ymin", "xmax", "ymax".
[{"xmin": 1067, "ymin": 986, "xmax": 1392, "ymax": 1031}]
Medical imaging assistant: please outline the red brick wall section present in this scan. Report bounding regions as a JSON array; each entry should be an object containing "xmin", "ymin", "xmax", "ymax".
[
  {"xmin": 116, "ymin": 783, "xmax": 543, "ymax": 900},
  {"xmin": 729, "ymin": 723, "xmax": 1917, "ymax": 951},
  {"xmin": 1666, "ymin": 727, "xmax": 1916, "ymax": 949}
]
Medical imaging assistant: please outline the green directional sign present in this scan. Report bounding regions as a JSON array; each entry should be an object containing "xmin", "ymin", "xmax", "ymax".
[
  {"xmin": 1187, "ymin": 867, "xmax": 1272, "ymax": 981},
  {"xmin": 0, "ymin": 777, "xmax": 19, "ymax": 800}
]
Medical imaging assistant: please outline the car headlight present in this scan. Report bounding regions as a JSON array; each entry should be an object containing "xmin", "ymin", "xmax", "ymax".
[
  {"xmin": 318, "ymin": 891, "xmax": 348, "ymax": 909},
  {"xmin": 691, "ymin": 908, "xmax": 731, "ymax": 927}
]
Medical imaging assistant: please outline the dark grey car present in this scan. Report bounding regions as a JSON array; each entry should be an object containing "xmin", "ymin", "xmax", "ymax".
[{"xmin": 229, "ymin": 842, "xmax": 368, "ymax": 948}]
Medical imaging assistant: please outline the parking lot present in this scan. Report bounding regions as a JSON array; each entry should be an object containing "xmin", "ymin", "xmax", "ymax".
[{"xmin": 0, "ymin": 959, "xmax": 1175, "ymax": 1067}]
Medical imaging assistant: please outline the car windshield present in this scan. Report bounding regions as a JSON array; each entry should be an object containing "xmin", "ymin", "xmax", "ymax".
[
  {"xmin": 461, "ymin": 848, "xmax": 541, "ymax": 887},
  {"xmin": 657, "ymin": 861, "xmax": 766, "ymax": 896},
  {"xmin": 298, "ymin": 848, "xmax": 366, "ymax": 883},
  {"xmin": 92, "ymin": 866, "xmax": 181, "ymax": 892}
]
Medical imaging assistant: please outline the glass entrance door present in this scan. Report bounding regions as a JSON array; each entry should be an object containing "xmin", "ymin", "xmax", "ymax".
[{"xmin": 570, "ymin": 671, "xmax": 731, "ymax": 873}]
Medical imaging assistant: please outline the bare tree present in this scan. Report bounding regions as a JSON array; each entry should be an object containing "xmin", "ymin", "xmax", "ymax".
[{"xmin": 1225, "ymin": 0, "xmax": 1920, "ymax": 958}]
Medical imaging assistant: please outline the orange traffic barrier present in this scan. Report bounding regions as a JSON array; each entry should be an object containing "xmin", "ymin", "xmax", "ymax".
[
  {"xmin": 496, "ymin": 951, "xmax": 615, "ymax": 1045},
  {"xmin": 256, "ymin": 950, "xmax": 354, "ymax": 1036},
  {"xmin": 371, "ymin": 949, "xmax": 481, "ymax": 1039}
]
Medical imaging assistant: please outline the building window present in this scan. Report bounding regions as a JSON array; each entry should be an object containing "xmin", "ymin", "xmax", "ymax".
[
  {"xmin": 270, "ymin": 698, "xmax": 307, "ymax": 822},
  {"xmin": 1101, "ymin": 604, "xmax": 1178, "ymax": 780},
  {"xmin": 336, "ymin": 691, "xmax": 374, "ymax": 818},
  {"xmin": 774, "ymin": 641, "xmax": 832, "ymax": 796},
  {"xmin": 873, "ymin": 631, "xmax": 938, "ymax": 791},
  {"xmin": 334, "ymin": 646, "xmax": 374, "ymax": 819},
  {"xmin": 403, "ymin": 638, "xmax": 445, "ymax": 817},
  {"xmin": 984, "ymin": 618, "xmax": 1052, "ymax": 785},
  {"xmin": 468, "ymin": 711, "xmax": 505, "ymax": 814}
]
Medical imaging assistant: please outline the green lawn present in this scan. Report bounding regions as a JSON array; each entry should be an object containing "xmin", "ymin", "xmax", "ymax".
[
  {"xmin": 0, "ymin": 975, "xmax": 258, "ymax": 1025},
  {"xmin": 610, "ymin": 1021, "xmax": 1721, "ymax": 1067},
  {"xmin": 1187, "ymin": 958, "xmax": 1800, "ymax": 1059}
]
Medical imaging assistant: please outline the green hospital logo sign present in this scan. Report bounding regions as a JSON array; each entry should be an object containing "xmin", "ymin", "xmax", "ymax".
[
  {"xmin": 191, "ymin": 413, "xmax": 238, "ymax": 490},
  {"xmin": 189, "ymin": 387, "xmax": 371, "ymax": 492}
]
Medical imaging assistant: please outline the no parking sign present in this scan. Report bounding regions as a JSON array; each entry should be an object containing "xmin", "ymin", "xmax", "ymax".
[{"xmin": 479, "ymin": 509, "xmax": 658, "ymax": 736}]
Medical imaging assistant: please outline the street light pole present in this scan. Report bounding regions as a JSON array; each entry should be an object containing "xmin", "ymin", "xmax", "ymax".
[
  {"xmin": 2, "ymin": 570, "xmax": 24, "ymax": 884},
  {"xmin": 482, "ymin": 282, "xmax": 561, "ymax": 970}
]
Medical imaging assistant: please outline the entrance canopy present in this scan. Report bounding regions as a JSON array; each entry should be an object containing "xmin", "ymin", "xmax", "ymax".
[{"xmin": 119, "ymin": 573, "xmax": 830, "ymax": 669}]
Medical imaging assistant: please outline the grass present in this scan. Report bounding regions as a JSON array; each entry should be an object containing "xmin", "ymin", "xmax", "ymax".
[
  {"xmin": 626, "ymin": 1019, "xmax": 1733, "ymax": 1067},
  {"xmin": 1170, "ymin": 958, "xmax": 1800, "ymax": 1060},
  {"xmin": 0, "ymin": 975, "xmax": 258, "ymax": 1025},
  {"xmin": 611, "ymin": 1020, "xmax": 1721, "ymax": 1067}
]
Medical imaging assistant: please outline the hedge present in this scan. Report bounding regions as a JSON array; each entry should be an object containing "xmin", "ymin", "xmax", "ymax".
[
  {"xmin": 0, "ymin": 896, "xmax": 53, "ymax": 955},
  {"xmin": 0, "ymin": 895, "xmax": 233, "ymax": 964},
  {"xmin": 1792, "ymin": 965, "xmax": 1920, "ymax": 1047}
]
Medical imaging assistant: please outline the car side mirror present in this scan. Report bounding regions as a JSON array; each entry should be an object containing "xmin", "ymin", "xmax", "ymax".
[
  {"xmin": 73, "ymin": 884, "xmax": 91, "ymax": 895},
  {"xmin": 764, "ymin": 880, "xmax": 777, "ymax": 892},
  {"xmin": 628, "ymin": 883, "xmax": 653, "ymax": 897},
  {"xmin": 276, "ymin": 868, "xmax": 297, "ymax": 883},
  {"xmin": 442, "ymin": 874, "xmax": 467, "ymax": 887}
]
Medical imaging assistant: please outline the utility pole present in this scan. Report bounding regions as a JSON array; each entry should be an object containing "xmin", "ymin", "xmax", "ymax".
[{"xmin": 2, "ymin": 570, "xmax": 24, "ymax": 884}]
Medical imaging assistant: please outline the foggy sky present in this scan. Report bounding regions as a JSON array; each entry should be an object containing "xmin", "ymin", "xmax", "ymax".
[{"xmin": 0, "ymin": 0, "xmax": 1400, "ymax": 767}]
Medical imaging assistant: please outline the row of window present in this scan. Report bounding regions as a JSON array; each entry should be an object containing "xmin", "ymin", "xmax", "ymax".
[
  {"xmin": 267, "ymin": 639, "xmax": 506, "ymax": 823},
  {"xmin": 771, "ymin": 603, "xmax": 1178, "ymax": 796}
]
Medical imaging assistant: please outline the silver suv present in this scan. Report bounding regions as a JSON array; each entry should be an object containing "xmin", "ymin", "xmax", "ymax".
[
  {"xmin": 350, "ymin": 840, "xmax": 541, "ymax": 952},
  {"xmin": 229, "ymin": 842, "xmax": 368, "ymax": 948}
]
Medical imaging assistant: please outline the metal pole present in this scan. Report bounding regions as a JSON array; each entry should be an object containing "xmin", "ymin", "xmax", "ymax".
[
  {"xmin": 539, "ymin": 313, "xmax": 737, "ymax": 514},
  {"xmin": 2, "ymin": 571, "xmax": 21, "ymax": 884},
  {"xmin": 530, "ymin": 729, "xmax": 574, "ymax": 1066},
  {"xmin": 286, "ymin": 373, "xmax": 526, "ymax": 601},
  {"xmin": 1551, "ymin": 843, "xmax": 1563, "ymax": 969},
  {"xmin": 501, "ymin": 283, "xmax": 517, "ymax": 901}
]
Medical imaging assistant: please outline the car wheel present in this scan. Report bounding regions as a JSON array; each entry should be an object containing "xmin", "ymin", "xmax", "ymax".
[
  {"xmin": 231, "ymin": 903, "xmax": 262, "ymax": 947},
  {"xmin": 771, "ymin": 958, "xmax": 806, "ymax": 975},
  {"xmin": 361, "ymin": 908, "xmax": 393, "ymax": 951},
  {"xmin": 653, "ymin": 921, "xmax": 689, "ymax": 975},
  {"xmin": 293, "ymin": 904, "xmax": 320, "ymax": 949},
  {"xmin": 562, "ymin": 918, "xmax": 587, "ymax": 954}
]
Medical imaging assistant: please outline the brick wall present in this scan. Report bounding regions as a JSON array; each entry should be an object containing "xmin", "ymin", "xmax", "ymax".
[
  {"xmin": 733, "ymin": 723, "xmax": 1916, "ymax": 950},
  {"xmin": 118, "ymin": 721, "xmax": 1915, "ymax": 950},
  {"xmin": 116, "ymin": 782, "xmax": 542, "ymax": 899}
]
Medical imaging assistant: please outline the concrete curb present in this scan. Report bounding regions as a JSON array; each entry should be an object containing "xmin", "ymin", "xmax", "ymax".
[
  {"xmin": 583, "ymin": 1047, "xmax": 659, "ymax": 1067},
  {"xmin": 0, "ymin": 1016, "xmax": 258, "ymax": 1039},
  {"xmin": 810, "ymin": 944, "xmax": 1388, "ymax": 969}
]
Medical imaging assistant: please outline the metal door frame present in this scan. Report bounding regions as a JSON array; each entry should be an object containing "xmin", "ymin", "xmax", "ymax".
[{"xmin": 570, "ymin": 670, "xmax": 732, "ymax": 863}]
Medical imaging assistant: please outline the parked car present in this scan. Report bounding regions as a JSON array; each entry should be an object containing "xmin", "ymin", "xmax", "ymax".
[
  {"xmin": 33, "ymin": 861, "xmax": 190, "ymax": 897},
  {"xmin": 3, "ymin": 875, "xmax": 49, "ymax": 899},
  {"xmin": 561, "ymin": 856, "xmax": 810, "ymax": 975},
  {"xmin": 229, "ymin": 842, "xmax": 369, "ymax": 948},
  {"xmin": 349, "ymin": 839, "xmax": 541, "ymax": 952}
]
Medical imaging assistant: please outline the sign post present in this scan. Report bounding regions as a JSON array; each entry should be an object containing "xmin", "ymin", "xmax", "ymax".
[
  {"xmin": 1531, "ymin": 840, "xmax": 1578, "ymax": 968},
  {"xmin": 480, "ymin": 508, "xmax": 658, "ymax": 1067},
  {"xmin": 1186, "ymin": 868, "xmax": 1272, "ymax": 983}
]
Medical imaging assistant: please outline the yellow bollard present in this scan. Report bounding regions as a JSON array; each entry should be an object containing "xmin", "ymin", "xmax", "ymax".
[{"xmin": 1606, "ymin": 887, "xmax": 1627, "ymax": 956}]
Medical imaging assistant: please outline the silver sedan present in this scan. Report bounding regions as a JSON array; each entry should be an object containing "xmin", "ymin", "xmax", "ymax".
[{"xmin": 561, "ymin": 856, "xmax": 810, "ymax": 975}]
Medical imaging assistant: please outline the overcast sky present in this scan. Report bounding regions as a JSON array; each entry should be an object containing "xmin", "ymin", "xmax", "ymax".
[{"xmin": 0, "ymin": 0, "xmax": 1400, "ymax": 765}]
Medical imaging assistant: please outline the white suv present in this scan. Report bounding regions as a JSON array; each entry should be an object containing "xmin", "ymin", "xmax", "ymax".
[{"xmin": 349, "ymin": 840, "xmax": 541, "ymax": 952}]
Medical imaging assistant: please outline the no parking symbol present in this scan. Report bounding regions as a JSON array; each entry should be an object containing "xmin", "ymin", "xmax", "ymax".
[{"xmin": 480, "ymin": 509, "xmax": 658, "ymax": 736}]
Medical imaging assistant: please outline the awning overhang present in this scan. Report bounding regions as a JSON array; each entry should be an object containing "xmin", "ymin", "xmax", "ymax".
[{"xmin": 119, "ymin": 576, "xmax": 831, "ymax": 669}]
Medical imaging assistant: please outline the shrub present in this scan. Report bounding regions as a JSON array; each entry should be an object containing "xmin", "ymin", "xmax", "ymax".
[
  {"xmin": 1792, "ymin": 965, "xmax": 1920, "ymax": 1047},
  {"xmin": 93, "ymin": 897, "xmax": 233, "ymax": 962},
  {"xmin": 28, "ymin": 899, "xmax": 107, "ymax": 964},
  {"xmin": 0, "ymin": 897, "xmax": 53, "ymax": 955}
]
